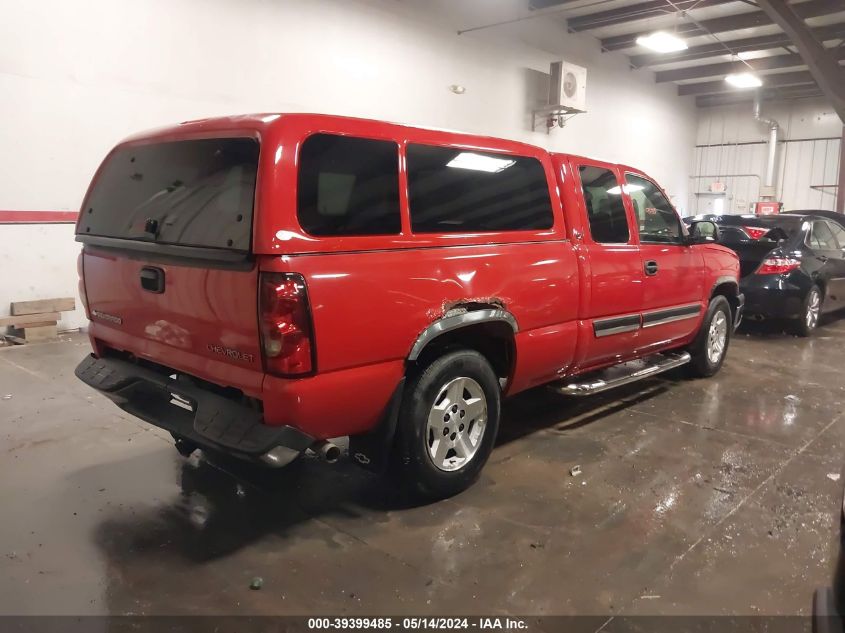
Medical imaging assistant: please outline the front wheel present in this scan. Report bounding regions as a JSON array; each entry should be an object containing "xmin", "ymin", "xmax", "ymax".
[
  {"xmin": 794, "ymin": 285, "xmax": 821, "ymax": 337},
  {"xmin": 391, "ymin": 349, "xmax": 501, "ymax": 500},
  {"xmin": 688, "ymin": 295, "xmax": 732, "ymax": 378}
]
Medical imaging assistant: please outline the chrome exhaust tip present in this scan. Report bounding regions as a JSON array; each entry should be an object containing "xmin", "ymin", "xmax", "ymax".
[{"xmin": 313, "ymin": 440, "xmax": 341, "ymax": 464}]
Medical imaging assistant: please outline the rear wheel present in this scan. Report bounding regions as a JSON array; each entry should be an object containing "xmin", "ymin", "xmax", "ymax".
[
  {"xmin": 391, "ymin": 349, "xmax": 500, "ymax": 500},
  {"xmin": 688, "ymin": 295, "xmax": 732, "ymax": 378},
  {"xmin": 794, "ymin": 285, "xmax": 821, "ymax": 337}
]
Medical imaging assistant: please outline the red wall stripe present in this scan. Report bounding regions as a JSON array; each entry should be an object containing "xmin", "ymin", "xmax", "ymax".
[{"xmin": 0, "ymin": 211, "xmax": 79, "ymax": 224}]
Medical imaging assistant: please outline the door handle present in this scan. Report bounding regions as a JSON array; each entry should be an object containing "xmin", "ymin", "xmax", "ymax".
[
  {"xmin": 817, "ymin": 255, "xmax": 829, "ymax": 263},
  {"xmin": 140, "ymin": 266, "xmax": 165, "ymax": 293},
  {"xmin": 644, "ymin": 260, "xmax": 659, "ymax": 276}
]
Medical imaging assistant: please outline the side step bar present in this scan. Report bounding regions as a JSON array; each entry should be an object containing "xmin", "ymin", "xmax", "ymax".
[{"xmin": 551, "ymin": 351, "xmax": 691, "ymax": 397}]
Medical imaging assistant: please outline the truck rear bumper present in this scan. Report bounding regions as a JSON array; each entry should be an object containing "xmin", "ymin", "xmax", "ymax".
[{"xmin": 75, "ymin": 354, "xmax": 315, "ymax": 463}]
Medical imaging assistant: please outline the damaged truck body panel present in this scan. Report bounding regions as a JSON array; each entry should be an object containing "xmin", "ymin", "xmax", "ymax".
[{"xmin": 75, "ymin": 113, "xmax": 742, "ymax": 497}]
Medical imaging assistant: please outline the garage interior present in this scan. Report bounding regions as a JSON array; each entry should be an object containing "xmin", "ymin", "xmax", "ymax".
[{"xmin": 2, "ymin": 0, "xmax": 845, "ymax": 624}]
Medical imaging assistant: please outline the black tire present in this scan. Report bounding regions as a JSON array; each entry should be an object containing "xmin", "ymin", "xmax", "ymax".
[
  {"xmin": 688, "ymin": 295, "xmax": 732, "ymax": 378},
  {"xmin": 391, "ymin": 349, "xmax": 501, "ymax": 500},
  {"xmin": 793, "ymin": 285, "xmax": 822, "ymax": 337}
]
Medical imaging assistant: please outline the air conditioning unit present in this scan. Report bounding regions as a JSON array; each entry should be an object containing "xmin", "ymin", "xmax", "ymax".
[{"xmin": 549, "ymin": 61, "xmax": 587, "ymax": 112}]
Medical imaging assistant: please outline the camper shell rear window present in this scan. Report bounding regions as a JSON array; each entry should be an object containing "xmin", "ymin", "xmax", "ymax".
[{"xmin": 78, "ymin": 137, "xmax": 259, "ymax": 252}]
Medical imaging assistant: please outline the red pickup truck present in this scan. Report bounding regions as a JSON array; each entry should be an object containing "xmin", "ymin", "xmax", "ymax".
[{"xmin": 74, "ymin": 113, "xmax": 742, "ymax": 498}]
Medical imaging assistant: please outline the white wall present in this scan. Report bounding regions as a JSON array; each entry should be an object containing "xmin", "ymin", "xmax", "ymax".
[
  {"xmin": 691, "ymin": 97, "xmax": 843, "ymax": 215},
  {"xmin": 0, "ymin": 0, "xmax": 698, "ymax": 329},
  {"xmin": 0, "ymin": 224, "xmax": 86, "ymax": 331}
]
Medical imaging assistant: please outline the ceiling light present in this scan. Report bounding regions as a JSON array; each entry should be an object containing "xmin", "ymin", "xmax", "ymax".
[
  {"xmin": 725, "ymin": 72, "xmax": 763, "ymax": 89},
  {"xmin": 736, "ymin": 51, "xmax": 761, "ymax": 61},
  {"xmin": 447, "ymin": 152, "xmax": 515, "ymax": 173},
  {"xmin": 635, "ymin": 31, "xmax": 688, "ymax": 53}
]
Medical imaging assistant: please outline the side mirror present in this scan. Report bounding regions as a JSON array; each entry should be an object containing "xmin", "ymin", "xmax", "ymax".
[{"xmin": 688, "ymin": 220, "xmax": 720, "ymax": 244}]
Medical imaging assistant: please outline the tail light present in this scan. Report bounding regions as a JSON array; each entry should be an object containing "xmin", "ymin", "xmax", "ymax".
[
  {"xmin": 259, "ymin": 273, "xmax": 314, "ymax": 377},
  {"xmin": 77, "ymin": 252, "xmax": 89, "ymax": 315},
  {"xmin": 743, "ymin": 226, "xmax": 769, "ymax": 240},
  {"xmin": 756, "ymin": 257, "xmax": 800, "ymax": 275}
]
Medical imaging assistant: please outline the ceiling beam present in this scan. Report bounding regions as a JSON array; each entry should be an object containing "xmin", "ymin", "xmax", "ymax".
[
  {"xmin": 696, "ymin": 86, "xmax": 826, "ymax": 107},
  {"xmin": 679, "ymin": 70, "xmax": 817, "ymax": 96},
  {"xmin": 568, "ymin": 0, "xmax": 733, "ymax": 33},
  {"xmin": 655, "ymin": 47, "xmax": 845, "ymax": 83},
  {"xmin": 756, "ymin": 0, "xmax": 845, "ymax": 122},
  {"xmin": 601, "ymin": 0, "xmax": 842, "ymax": 51},
  {"xmin": 529, "ymin": 0, "xmax": 583, "ymax": 8},
  {"xmin": 629, "ymin": 22, "xmax": 845, "ymax": 68}
]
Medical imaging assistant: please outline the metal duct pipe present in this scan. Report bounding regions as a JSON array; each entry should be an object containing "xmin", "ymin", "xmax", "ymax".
[{"xmin": 753, "ymin": 94, "xmax": 780, "ymax": 196}]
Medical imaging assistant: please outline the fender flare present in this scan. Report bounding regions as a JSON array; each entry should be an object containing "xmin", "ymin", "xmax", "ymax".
[
  {"xmin": 711, "ymin": 275, "xmax": 739, "ymax": 295},
  {"xmin": 349, "ymin": 307, "xmax": 518, "ymax": 474},
  {"xmin": 407, "ymin": 308, "xmax": 519, "ymax": 361},
  {"xmin": 710, "ymin": 275, "xmax": 744, "ymax": 329}
]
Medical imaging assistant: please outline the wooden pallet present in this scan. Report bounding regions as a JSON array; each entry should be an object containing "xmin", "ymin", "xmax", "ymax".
[{"xmin": 2, "ymin": 297, "xmax": 75, "ymax": 344}]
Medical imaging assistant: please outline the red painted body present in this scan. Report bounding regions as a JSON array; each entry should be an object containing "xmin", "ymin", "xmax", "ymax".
[{"xmin": 78, "ymin": 114, "xmax": 740, "ymax": 441}]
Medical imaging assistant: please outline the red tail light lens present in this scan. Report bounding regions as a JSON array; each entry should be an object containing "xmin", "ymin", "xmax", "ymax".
[
  {"xmin": 756, "ymin": 257, "xmax": 800, "ymax": 275},
  {"xmin": 743, "ymin": 226, "xmax": 769, "ymax": 240},
  {"xmin": 77, "ymin": 252, "xmax": 89, "ymax": 315},
  {"xmin": 259, "ymin": 273, "xmax": 314, "ymax": 376}
]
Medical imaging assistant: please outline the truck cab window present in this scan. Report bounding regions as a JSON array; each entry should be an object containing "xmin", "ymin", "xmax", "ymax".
[
  {"xmin": 578, "ymin": 165, "xmax": 630, "ymax": 244},
  {"xmin": 626, "ymin": 174, "xmax": 682, "ymax": 244}
]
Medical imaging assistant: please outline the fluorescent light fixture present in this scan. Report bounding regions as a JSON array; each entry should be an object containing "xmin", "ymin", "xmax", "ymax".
[
  {"xmin": 725, "ymin": 72, "xmax": 763, "ymax": 89},
  {"xmin": 635, "ymin": 31, "xmax": 688, "ymax": 53},
  {"xmin": 447, "ymin": 152, "xmax": 515, "ymax": 173},
  {"xmin": 736, "ymin": 51, "xmax": 761, "ymax": 61},
  {"xmin": 607, "ymin": 184, "xmax": 645, "ymax": 195}
]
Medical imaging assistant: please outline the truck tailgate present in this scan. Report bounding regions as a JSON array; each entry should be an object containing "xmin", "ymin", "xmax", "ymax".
[
  {"xmin": 77, "ymin": 135, "xmax": 264, "ymax": 395},
  {"xmin": 83, "ymin": 249, "xmax": 263, "ymax": 395}
]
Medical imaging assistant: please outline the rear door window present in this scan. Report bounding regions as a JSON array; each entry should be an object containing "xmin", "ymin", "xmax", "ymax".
[
  {"xmin": 406, "ymin": 144, "xmax": 553, "ymax": 233},
  {"xmin": 297, "ymin": 134, "xmax": 401, "ymax": 236},
  {"xmin": 78, "ymin": 138, "xmax": 259, "ymax": 251},
  {"xmin": 626, "ymin": 174, "xmax": 683, "ymax": 244},
  {"xmin": 829, "ymin": 222, "xmax": 845, "ymax": 249},
  {"xmin": 808, "ymin": 221, "xmax": 839, "ymax": 250},
  {"xmin": 578, "ymin": 165, "xmax": 630, "ymax": 244}
]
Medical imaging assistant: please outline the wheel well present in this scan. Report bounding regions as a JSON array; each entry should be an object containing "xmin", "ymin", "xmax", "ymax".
[
  {"xmin": 410, "ymin": 321, "xmax": 515, "ymax": 385},
  {"xmin": 712, "ymin": 282, "xmax": 739, "ymax": 319}
]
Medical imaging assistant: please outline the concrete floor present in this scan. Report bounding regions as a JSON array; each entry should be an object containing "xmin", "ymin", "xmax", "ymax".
[{"xmin": 1, "ymin": 325, "xmax": 844, "ymax": 618}]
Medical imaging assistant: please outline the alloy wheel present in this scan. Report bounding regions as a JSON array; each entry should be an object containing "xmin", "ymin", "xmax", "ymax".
[
  {"xmin": 425, "ymin": 376, "xmax": 487, "ymax": 472},
  {"xmin": 706, "ymin": 310, "xmax": 728, "ymax": 365}
]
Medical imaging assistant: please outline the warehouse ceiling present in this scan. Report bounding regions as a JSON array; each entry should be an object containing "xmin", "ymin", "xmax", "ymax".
[{"xmin": 530, "ymin": 0, "xmax": 845, "ymax": 108}]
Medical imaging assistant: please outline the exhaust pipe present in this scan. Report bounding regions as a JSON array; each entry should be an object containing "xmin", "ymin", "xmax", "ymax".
[
  {"xmin": 313, "ymin": 440, "xmax": 341, "ymax": 464},
  {"xmin": 753, "ymin": 94, "xmax": 780, "ymax": 198}
]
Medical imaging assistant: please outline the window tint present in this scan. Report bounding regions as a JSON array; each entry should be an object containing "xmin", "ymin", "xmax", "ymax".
[
  {"xmin": 297, "ymin": 134, "xmax": 400, "ymax": 236},
  {"xmin": 809, "ymin": 221, "xmax": 838, "ymax": 250},
  {"xmin": 406, "ymin": 145, "xmax": 553, "ymax": 233},
  {"xmin": 578, "ymin": 165, "xmax": 630, "ymax": 244},
  {"xmin": 718, "ymin": 226, "xmax": 750, "ymax": 244},
  {"xmin": 626, "ymin": 174, "xmax": 683, "ymax": 244},
  {"xmin": 78, "ymin": 138, "xmax": 259, "ymax": 251},
  {"xmin": 826, "ymin": 222, "xmax": 845, "ymax": 249}
]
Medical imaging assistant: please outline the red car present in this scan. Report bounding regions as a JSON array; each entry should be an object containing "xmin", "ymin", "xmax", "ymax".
[{"xmin": 74, "ymin": 113, "xmax": 742, "ymax": 498}]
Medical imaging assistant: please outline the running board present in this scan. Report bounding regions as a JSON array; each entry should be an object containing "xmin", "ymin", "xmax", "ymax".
[{"xmin": 552, "ymin": 351, "xmax": 691, "ymax": 397}]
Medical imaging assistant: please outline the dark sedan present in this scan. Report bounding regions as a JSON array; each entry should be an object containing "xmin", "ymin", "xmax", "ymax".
[{"xmin": 685, "ymin": 213, "xmax": 845, "ymax": 335}]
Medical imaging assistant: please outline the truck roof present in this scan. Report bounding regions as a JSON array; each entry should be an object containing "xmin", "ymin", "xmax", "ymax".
[{"xmin": 119, "ymin": 113, "xmax": 547, "ymax": 158}]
